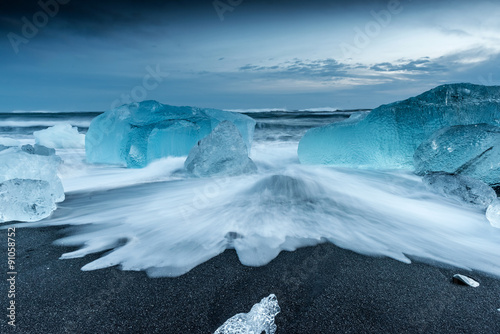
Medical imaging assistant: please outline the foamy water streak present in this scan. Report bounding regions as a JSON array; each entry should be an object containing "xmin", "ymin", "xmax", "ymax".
[
  {"xmin": 12, "ymin": 110, "xmax": 500, "ymax": 278},
  {"xmin": 33, "ymin": 158, "xmax": 500, "ymax": 278}
]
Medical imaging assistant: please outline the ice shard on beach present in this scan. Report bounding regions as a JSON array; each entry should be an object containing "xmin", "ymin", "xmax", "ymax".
[
  {"xmin": 298, "ymin": 84, "xmax": 500, "ymax": 168},
  {"xmin": 0, "ymin": 145, "xmax": 64, "ymax": 222},
  {"xmin": 214, "ymin": 294, "xmax": 280, "ymax": 334},
  {"xmin": 85, "ymin": 100, "xmax": 256, "ymax": 168},
  {"xmin": 185, "ymin": 121, "xmax": 257, "ymax": 177},
  {"xmin": 414, "ymin": 124, "xmax": 500, "ymax": 187}
]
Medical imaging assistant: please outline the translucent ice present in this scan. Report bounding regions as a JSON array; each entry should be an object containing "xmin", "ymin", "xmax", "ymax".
[
  {"xmin": 0, "ymin": 145, "xmax": 64, "ymax": 222},
  {"xmin": 298, "ymin": 84, "xmax": 500, "ymax": 168},
  {"xmin": 486, "ymin": 199, "xmax": 500, "ymax": 228},
  {"xmin": 185, "ymin": 121, "xmax": 257, "ymax": 177},
  {"xmin": 422, "ymin": 172, "xmax": 497, "ymax": 209},
  {"xmin": 0, "ymin": 179, "xmax": 58, "ymax": 222},
  {"xmin": 34, "ymin": 123, "xmax": 85, "ymax": 149},
  {"xmin": 214, "ymin": 294, "xmax": 280, "ymax": 334},
  {"xmin": 85, "ymin": 101, "xmax": 256, "ymax": 168},
  {"xmin": 0, "ymin": 137, "xmax": 21, "ymax": 147},
  {"xmin": 414, "ymin": 124, "xmax": 500, "ymax": 186}
]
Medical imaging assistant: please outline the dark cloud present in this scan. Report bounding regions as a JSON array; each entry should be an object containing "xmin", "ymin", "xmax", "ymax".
[
  {"xmin": 0, "ymin": 0, "xmax": 212, "ymax": 35},
  {"xmin": 0, "ymin": 0, "xmax": 458, "ymax": 35},
  {"xmin": 233, "ymin": 47, "xmax": 500, "ymax": 88},
  {"xmin": 239, "ymin": 58, "xmax": 350, "ymax": 78},
  {"xmin": 370, "ymin": 58, "xmax": 447, "ymax": 73}
]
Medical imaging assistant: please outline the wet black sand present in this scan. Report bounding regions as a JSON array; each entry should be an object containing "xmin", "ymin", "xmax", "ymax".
[{"xmin": 1, "ymin": 226, "xmax": 499, "ymax": 333}]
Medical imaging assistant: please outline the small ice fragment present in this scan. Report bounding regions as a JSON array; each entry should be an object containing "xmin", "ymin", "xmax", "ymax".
[
  {"xmin": 185, "ymin": 121, "xmax": 257, "ymax": 177},
  {"xmin": 34, "ymin": 123, "xmax": 85, "ymax": 149},
  {"xmin": 0, "ymin": 137, "xmax": 20, "ymax": 146},
  {"xmin": 214, "ymin": 294, "xmax": 280, "ymax": 334},
  {"xmin": 486, "ymin": 200, "xmax": 500, "ymax": 228},
  {"xmin": 452, "ymin": 274, "xmax": 480, "ymax": 287},
  {"xmin": 0, "ymin": 145, "xmax": 64, "ymax": 222},
  {"xmin": 414, "ymin": 123, "xmax": 500, "ymax": 186},
  {"xmin": 422, "ymin": 172, "xmax": 496, "ymax": 209}
]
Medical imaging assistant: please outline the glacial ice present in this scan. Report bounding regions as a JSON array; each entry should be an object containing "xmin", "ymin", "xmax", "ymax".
[
  {"xmin": 298, "ymin": 84, "xmax": 500, "ymax": 168},
  {"xmin": 34, "ymin": 123, "xmax": 85, "ymax": 149},
  {"xmin": 422, "ymin": 172, "xmax": 497, "ymax": 209},
  {"xmin": 185, "ymin": 121, "xmax": 257, "ymax": 177},
  {"xmin": 0, "ymin": 179, "xmax": 58, "ymax": 222},
  {"xmin": 0, "ymin": 145, "xmax": 64, "ymax": 222},
  {"xmin": 214, "ymin": 294, "xmax": 280, "ymax": 334},
  {"xmin": 85, "ymin": 101, "xmax": 256, "ymax": 168},
  {"xmin": 414, "ymin": 124, "xmax": 500, "ymax": 186},
  {"xmin": 0, "ymin": 137, "xmax": 21, "ymax": 147},
  {"xmin": 486, "ymin": 199, "xmax": 500, "ymax": 228}
]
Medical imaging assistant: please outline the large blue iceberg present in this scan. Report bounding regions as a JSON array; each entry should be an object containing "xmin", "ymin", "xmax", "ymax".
[
  {"xmin": 86, "ymin": 101, "xmax": 256, "ymax": 168},
  {"xmin": 298, "ymin": 84, "xmax": 500, "ymax": 169}
]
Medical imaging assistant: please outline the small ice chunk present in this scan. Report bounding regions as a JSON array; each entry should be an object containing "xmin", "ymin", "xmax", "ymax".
[
  {"xmin": 452, "ymin": 274, "xmax": 480, "ymax": 287},
  {"xmin": 214, "ymin": 294, "xmax": 280, "ymax": 334},
  {"xmin": 414, "ymin": 124, "xmax": 500, "ymax": 186},
  {"xmin": 22, "ymin": 144, "xmax": 56, "ymax": 156},
  {"xmin": 0, "ymin": 145, "xmax": 64, "ymax": 222},
  {"xmin": 422, "ymin": 172, "xmax": 497, "ymax": 209},
  {"xmin": 486, "ymin": 199, "xmax": 500, "ymax": 228},
  {"xmin": 185, "ymin": 121, "xmax": 257, "ymax": 177},
  {"xmin": 0, "ymin": 137, "xmax": 21, "ymax": 147},
  {"xmin": 34, "ymin": 123, "xmax": 85, "ymax": 149},
  {"xmin": 0, "ymin": 179, "xmax": 58, "ymax": 222}
]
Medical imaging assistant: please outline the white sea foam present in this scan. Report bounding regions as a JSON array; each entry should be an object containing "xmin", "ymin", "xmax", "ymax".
[
  {"xmin": 24, "ymin": 142, "xmax": 500, "ymax": 278},
  {"xmin": 224, "ymin": 108, "xmax": 289, "ymax": 113},
  {"xmin": 298, "ymin": 107, "xmax": 339, "ymax": 112},
  {"xmin": 0, "ymin": 120, "xmax": 92, "ymax": 128}
]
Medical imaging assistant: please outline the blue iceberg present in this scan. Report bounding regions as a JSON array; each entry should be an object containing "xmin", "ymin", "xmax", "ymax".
[
  {"xmin": 298, "ymin": 84, "xmax": 500, "ymax": 168},
  {"xmin": 414, "ymin": 124, "xmax": 500, "ymax": 186},
  {"xmin": 85, "ymin": 101, "xmax": 256, "ymax": 168},
  {"xmin": 185, "ymin": 121, "xmax": 257, "ymax": 177}
]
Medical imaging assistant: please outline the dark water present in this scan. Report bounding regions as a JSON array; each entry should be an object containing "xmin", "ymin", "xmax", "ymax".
[{"xmin": 0, "ymin": 109, "xmax": 362, "ymax": 141}]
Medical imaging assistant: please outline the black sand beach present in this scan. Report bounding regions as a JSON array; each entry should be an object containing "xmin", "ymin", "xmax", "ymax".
[{"xmin": 1, "ymin": 226, "xmax": 500, "ymax": 333}]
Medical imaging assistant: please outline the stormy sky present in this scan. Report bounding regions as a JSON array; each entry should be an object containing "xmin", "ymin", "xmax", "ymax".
[{"xmin": 1, "ymin": 0, "xmax": 499, "ymax": 111}]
